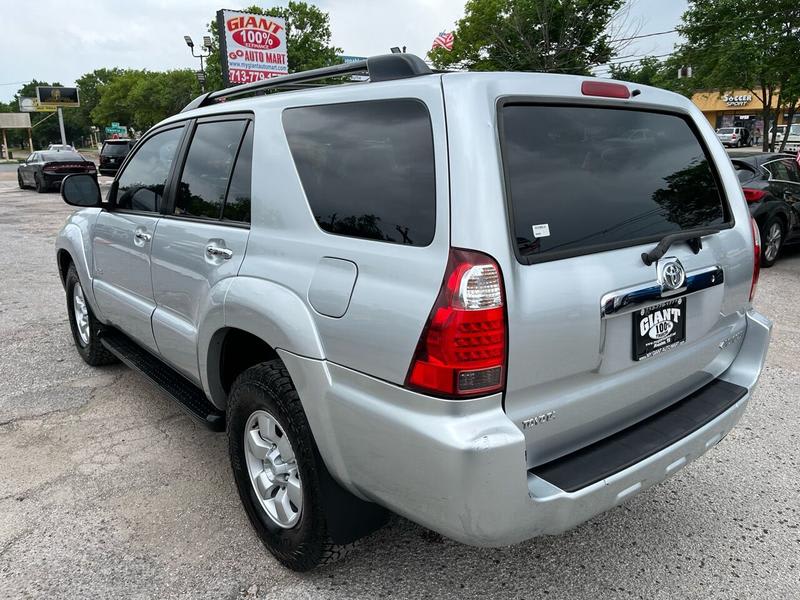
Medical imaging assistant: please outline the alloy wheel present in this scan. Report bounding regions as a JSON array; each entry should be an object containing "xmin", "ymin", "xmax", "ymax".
[
  {"xmin": 72, "ymin": 282, "xmax": 90, "ymax": 345},
  {"xmin": 244, "ymin": 410, "xmax": 303, "ymax": 528},
  {"xmin": 764, "ymin": 222, "xmax": 783, "ymax": 262}
]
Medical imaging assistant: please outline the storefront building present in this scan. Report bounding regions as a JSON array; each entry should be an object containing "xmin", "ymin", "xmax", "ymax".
[{"xmin": 691, "ymin": 89, "xmax": 798, "ymax": 141}]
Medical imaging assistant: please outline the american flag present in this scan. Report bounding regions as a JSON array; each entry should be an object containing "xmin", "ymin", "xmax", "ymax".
[{"xmin": 432, "ymin": 31, "xmax": 454, "ymax": 51}]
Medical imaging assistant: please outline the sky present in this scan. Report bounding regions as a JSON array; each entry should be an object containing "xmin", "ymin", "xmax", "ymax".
[{"xmin": 0, "ymin": 0, "xmax": 688, "ymax": 102}]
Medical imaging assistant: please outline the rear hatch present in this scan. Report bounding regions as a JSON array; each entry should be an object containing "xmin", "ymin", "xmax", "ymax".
[{"xmin": 443, "ymin": 73, "xmax": 754, "ymax": 471}]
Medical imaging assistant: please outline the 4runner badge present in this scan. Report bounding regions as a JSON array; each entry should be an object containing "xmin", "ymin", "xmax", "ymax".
[{"xmin": 523, "ymin": 411, "xmax": 556, "ymax": 429}]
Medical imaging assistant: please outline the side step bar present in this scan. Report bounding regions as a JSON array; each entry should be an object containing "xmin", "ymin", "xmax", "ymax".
[
  {"xmin": 530, "ymin": 378, "xmax": 747, "ymax": 492},
  {"xmin": 100, "ymin": 329, "xmax": 225, "ymax": 431}
]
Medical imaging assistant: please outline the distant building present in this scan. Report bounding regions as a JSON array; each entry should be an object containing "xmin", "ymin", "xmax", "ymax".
[{"xmin": 691, "ymin": 89, "xmax": 798, "ymax": 135}]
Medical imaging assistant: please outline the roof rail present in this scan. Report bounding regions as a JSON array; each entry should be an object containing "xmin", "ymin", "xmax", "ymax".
[{"xmin": 182, "ymin": 53, "xmax": 432, "ymax": 113}]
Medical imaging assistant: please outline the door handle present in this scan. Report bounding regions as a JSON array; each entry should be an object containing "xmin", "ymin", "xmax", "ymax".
[
  {"xmin": 206, "ymin": 244, "xmax": 233, "ymax": 259},
  {"xmin": 134, "ymin": 231, "xmax": 152, "ymax": 242}
]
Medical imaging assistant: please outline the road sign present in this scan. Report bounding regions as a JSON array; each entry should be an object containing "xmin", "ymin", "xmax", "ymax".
[
  {"xmin": 36, "ymin": 86, "xmax": 80, "ymax": 108},
  {"xmin": 105, "ymin": 124, "xmax": 128, "ymax": 136}
]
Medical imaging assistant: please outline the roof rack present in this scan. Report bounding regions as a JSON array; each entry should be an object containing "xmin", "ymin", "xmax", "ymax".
[{"xmin": 182, "ymin": 53, "xmax": 432, "ymax": 112}]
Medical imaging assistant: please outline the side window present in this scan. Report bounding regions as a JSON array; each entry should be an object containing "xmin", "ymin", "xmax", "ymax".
[
  {"xmin": 223, "ymin": 122, "xmax": 253, "ymax": 223},
  {"xmin": 780, "ymin": 159, "xmax": 800, "ymax": 183},
  {"xmin": 764, "ymin": 160, "xmax": 792, "ymax": 181},
  {"xmin": 282, "ymin": 99, "xmax": 436, "ymax": 246},
  {"xmin": 174, "ymin": 120, "xmax": 247, "ymax": 220},
  {"xmin": 116, "ymin": 127, "xmax": 183, "ymax": 212}
]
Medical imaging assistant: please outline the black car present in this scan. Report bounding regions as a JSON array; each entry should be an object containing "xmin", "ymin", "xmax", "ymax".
[
  {"xmin": 98, "ymin": 139, "xmax": 134, "ymax": 176},
  {"xmin": 17, "ymin": 151, "xmax": 97, "ymax": 193},
  {"xmin": 731, "ymin": 152, "xmax": 800, "ymax": 266}
]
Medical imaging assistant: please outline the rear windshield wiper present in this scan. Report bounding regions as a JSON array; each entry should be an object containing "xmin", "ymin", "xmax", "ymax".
[{"xmin": 641, "ymin": 227, "xmax": 722, "ymax": 266}]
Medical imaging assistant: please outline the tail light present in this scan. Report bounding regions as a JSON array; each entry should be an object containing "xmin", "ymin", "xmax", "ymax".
[
  {"xmin": 750, "ymin": 218, "xmax": 761, "ymax": 302},
  {"xmin": 406, "ymin": 248, "xmax": 507, "ymax": 398},
  {"xmin": 742, "ymin": 188, "xmax": 766, "ymax": 203}
]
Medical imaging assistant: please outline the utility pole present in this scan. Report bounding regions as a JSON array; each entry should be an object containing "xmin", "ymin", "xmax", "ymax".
[{"xmin": 57, "ymin": 107, "xmax": 67, "ymax": 146}]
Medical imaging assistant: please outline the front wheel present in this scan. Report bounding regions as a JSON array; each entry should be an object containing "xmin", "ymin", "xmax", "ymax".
[
  {"xmin": 65, "ymin": 264, "xmax": 118, "ymax": 366},
  {"xmin": 17, "ymin": 172, "xmax": 26, "ymax": 189},
  {"xmin": 227, "ymin": 361, "xmax": 356, "ymax": 571},
  {"xmin": 760, "ymin": 217, "xmax": 784, "ymax": 268}
]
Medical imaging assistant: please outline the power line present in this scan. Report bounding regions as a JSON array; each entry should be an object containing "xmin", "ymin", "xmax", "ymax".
[
  {"xmin": 614, "ymin": 29, "xmax": 677, "ymax": 43},
  {"xmin": 0, "ymin": 81, "xmax": 31, "ymax": 87}
]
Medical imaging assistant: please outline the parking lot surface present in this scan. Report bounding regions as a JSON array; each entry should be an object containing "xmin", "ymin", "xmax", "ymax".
[{"xmin": 0, "ymin": 175, "xmax": 798, "ymax": 599}]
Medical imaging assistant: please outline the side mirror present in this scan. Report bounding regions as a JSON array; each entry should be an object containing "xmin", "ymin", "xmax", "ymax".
[{"xmin": 61, "ymin": 173, "xmax": 102, "ymax": 207}]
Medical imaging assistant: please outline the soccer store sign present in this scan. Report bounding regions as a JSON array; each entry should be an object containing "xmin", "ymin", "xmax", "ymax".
[{"xmin": 217, "ymin": 10, "xmax": 288, "ymax": 84}]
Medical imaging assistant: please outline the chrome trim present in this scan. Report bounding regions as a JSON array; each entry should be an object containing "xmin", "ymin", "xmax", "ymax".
[{"xmin": 600, "ymin": 265, "xmax": 724, "ymax": 318}]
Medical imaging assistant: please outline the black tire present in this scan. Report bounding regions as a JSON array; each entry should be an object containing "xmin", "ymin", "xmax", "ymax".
[
  {"xmin": 759, "ymin": 216, "xmax": 785, "ymax": 268},
  {"xmin": 227, "ymin": 361, "xmax": 356, "ymax": 571},
  {"xmin": 17, "ymin": 172, "xmax": 26, "ymax": 189},
  {"xmin": 65, "ymin": 264, "xmax": 119, "ymax": 366},
  {"xmin": 34, "ymin": 174, "xmax": 46, "ymax": 193}
]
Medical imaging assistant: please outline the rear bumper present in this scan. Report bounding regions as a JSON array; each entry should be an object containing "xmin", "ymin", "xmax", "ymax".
[
  {"xmin": 280, "ymin": 309, "xmax": 771, "ymax": 546},
  {"xmin": 43, "ymin": 172, "xmax": 96, "ymax": 187}
]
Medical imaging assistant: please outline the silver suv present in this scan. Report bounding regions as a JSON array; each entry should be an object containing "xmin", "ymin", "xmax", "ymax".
[{"xmin": 55, "ymin": 55, "xmax": 772, "ymax": 571}]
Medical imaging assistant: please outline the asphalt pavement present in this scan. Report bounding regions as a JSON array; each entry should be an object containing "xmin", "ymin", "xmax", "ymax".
[{"xmin": 0, "ymin": 176, "xmax": 798, "ymax": 599}]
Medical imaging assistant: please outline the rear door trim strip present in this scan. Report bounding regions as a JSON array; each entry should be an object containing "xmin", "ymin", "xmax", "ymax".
[{"xmin": 600, "ymin": 265, "xmax": 724, "ymax": 318}]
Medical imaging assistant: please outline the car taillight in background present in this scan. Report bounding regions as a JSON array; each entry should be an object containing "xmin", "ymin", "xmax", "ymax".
[
  {"xmin": 406, "ymin": 248, "xmax": 507, "ymax": 398},
  {"xmin": 742, "ymin": 188, "xmax": 766, "ymax": 203},
  {"xmin": 750, "ymin": 218, "xmax": 761, "ymax": 302}
]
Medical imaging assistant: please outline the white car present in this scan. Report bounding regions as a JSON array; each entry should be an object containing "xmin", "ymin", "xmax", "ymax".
[
  {"xmin": 47, "ymin": 144, "xmax": 77, "ymax": 152},
  {"xmin": 716, "ymin": 127, "xmax": 750, "ymax": 147}
]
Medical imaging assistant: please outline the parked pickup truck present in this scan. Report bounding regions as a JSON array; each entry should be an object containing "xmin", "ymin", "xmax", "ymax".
[{"xmin": 55, "ymin": 54, "xmax": 772, "ymax": 571}]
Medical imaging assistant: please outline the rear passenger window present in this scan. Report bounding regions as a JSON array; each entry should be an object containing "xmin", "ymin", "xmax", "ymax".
[
  {"xmin": 223, "ymin": 122, "xmax": 253, "ymax": 223},
  {"xmin": 283, "ymin": 99, "xmax": 436, "ymax": 246},
  {"xmin": 500, "ymin": 105, "xmax": 729, "ymax": 262},
  {"xmin": 764, "ymin": 159, "xmax": 799, "ymax": 182},
  {"xmin": 175, "ymin": 120, "xmax": 247, "ymax": 219}
]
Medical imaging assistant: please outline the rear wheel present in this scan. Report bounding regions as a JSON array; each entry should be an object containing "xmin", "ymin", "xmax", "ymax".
[
  {"xmin": 227, "ymin": 361, "xmax": 358, "ymax": 571},
  {"xmin": 34, "ymin": 174, "xmax": 46, "ymax": 193},
  {"xmin": 760, "ymin": 217, "xmax": 784, "ymax": 267}
]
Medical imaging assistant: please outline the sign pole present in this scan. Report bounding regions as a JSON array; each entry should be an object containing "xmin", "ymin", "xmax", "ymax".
[
  {"xmin": 28, "ymin": 128, "xmax": 34, "ymax": 153},
  {"xmin": 1, "ymin": 129, "xmax": 7, "ymax": 159},
  {"xmin": 57, "ymin": 107, "xmax": 67, "ymax": 145}
]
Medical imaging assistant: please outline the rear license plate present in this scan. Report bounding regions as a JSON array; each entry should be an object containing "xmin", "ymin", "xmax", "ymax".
[{"xmin": 633, "ymin": 298, "xmax": 686, "ymax": 361}]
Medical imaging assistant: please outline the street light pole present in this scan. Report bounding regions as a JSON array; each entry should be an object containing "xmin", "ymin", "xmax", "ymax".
[
  {"xmin": 57, "ymin": 107, "xmax": 67, "ymax": 146},
  {"xmin": 184, "ymin": 35, "xmax": 212, "ymax": 93}
]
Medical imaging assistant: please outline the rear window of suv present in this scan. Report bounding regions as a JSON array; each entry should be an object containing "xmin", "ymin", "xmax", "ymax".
[
  {"xmin": 500, "ymin": 105, "xmax": 729, "ymax": 262},
  {"xmin": 102, "ymin": 142, "xmax": 131, "ymax": 156},
  {"xmin": 283, "ymin": 99, "xmax": 436, "ymax": 246}
]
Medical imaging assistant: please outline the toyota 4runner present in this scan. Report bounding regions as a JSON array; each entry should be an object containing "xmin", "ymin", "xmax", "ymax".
[{"xmin": 55, "ymin": 54, "xmax": 772, "ymax": 571}]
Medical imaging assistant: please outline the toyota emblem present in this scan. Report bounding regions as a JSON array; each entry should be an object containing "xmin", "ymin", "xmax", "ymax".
[{"xmin": 658, "ymin": 258, "xmax": 686, "ymax": 292}]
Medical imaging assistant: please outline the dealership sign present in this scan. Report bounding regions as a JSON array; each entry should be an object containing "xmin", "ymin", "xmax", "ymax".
[
  {"xmin": 216, "ymin": 10, "xmax": 288, "ymax": 85},
  {"xmin": 721, "ymin": 93, "xmax": 752, "ymax": 107},
  {"xmin": 36, "ymin": 86, "xmax": 80, "ymax": 107},
  {"xmin": 18, "ymin": 97, "xmax": 56, "ymax": 112}
]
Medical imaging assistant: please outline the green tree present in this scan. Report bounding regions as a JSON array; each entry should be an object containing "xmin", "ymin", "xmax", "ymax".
[
  {"xmin": 608, "ymin": 54, "xmax": 696, "ymax": 98},
  {"xmin": 92, "ymin": 70, "xmax": 200, "ymax": 133},
  {"xmin": 678, "ymin": 0, "xmax": 800, "ymax": 151},
  {"xmin": 75, "ymin": 68, "xmax": 123, "ymax": 128},
  {"xmin": 428, "ymin": 0, "xmax": 624, "ymax": 74},
  {"xmin": 205, "ymin": 2, "xmax": 342, "ymax": 91}
]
